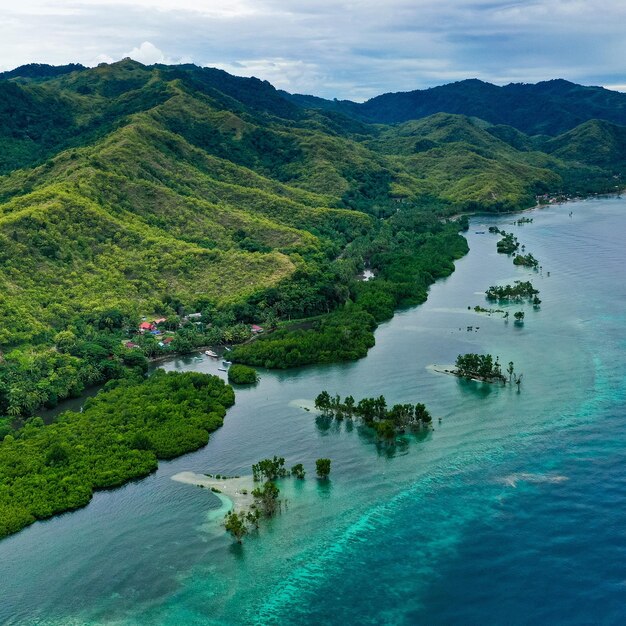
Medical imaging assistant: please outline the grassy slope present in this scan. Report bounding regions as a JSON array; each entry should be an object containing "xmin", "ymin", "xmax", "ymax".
[
  {"xmin": 0, "ymin": 61, "xmax": 624, "ymax": 347},
  {"xmin": 0, "ymin": 75, "xmax": 375, "ymax": 344}
]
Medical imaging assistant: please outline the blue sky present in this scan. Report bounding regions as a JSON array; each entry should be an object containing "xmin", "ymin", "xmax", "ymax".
[{"xmin": 1, "ymin": 0, "xmax": 625, "ymax": 100}]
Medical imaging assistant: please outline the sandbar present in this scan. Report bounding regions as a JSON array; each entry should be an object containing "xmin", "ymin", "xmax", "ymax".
[{"xmin": 171, "ymin": 471, "xmax": 255, "ymax": 510}]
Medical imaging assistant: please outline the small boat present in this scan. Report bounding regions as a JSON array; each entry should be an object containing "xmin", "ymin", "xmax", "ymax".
[
  {"xmin": 224, "ymin": 346, "xmax": 232, "ymax": 352},
  {"xmin": 218, "ymin": 367, "xmax": 228, "ymax": 372},
  {"xmin": 222, "ymin": 360, "xmax": 232, "ymax": 366},
  {"xmin": 205, "ymin": 350, "xmax": 218, "ymax": 358}
]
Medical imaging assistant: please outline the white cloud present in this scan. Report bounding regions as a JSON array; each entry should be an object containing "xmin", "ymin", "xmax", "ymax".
[
  {"xmin": 211, "ymin": 58, "xmax": 325, "ymax": 93},
  {"xmin": 126, "ymin": 41, "xmax": 166, "ymax": 65},
  {"xmin": 1, "ymin": 0, "xmax": 626, "ymax": 99}
]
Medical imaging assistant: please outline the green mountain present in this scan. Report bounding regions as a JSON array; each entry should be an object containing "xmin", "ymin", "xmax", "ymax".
[
  {"xmin": 0, "ymin": 60, "xmax": 624, "ymax": 422},
  {"xmin": 282, "ymin": 78, "xmax": 626, "ymax": 136},
  {"xmin": 1, "ymin": 61, "xmax": 624, "ymax": 346},
  {"xmin": 0, "ymin": 63, "xmax": 86, "ymax": 82},
  {"xmin": 542, "ymin": 119, "xmax": 626, "ymax": 168}
]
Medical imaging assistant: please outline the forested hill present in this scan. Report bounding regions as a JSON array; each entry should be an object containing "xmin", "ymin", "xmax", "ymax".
[
  {"xmin": 282, "ymin": 79, "xmax": 626, "ymax": 136},
  {"xmin": 0, "ymin": 60, "xmax": 625, "ymax": 343},
  {"xmin": 0, "ymin": 63, "xmax": 86, "ymax": 82},
  {"xmin": 0, "ymin": 60, "xmax": 625, "ymax": 421}
]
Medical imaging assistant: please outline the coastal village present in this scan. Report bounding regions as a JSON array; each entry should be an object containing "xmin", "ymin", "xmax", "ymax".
[{"xmin": 123, "ymin": 315, "xmax": 264, "ymax": 355}]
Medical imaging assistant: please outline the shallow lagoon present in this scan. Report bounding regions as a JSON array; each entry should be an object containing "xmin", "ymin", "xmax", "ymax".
[{"xmin": 2, "ymin": 197, "xmax": 626, "ymax": 624}]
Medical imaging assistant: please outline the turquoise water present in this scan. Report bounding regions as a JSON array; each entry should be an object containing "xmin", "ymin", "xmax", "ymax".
[{"xmin": 1, "ymin": 198, "xmax": 625, "ymax": 624}]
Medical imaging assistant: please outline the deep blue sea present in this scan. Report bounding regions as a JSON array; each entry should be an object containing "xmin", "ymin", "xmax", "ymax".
[{"xmin": 1, "ymin": 197, "xmax": 625, "ymax": 625}]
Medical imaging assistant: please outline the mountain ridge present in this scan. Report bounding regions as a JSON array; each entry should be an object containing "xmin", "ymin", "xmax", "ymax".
[
  {"xmin": 0, "ymin": 60, "xmax": 625, "ymax": 349},
  {"xmin": 281, "ymin": 77, "xmax": 626, "ymax": 135}
]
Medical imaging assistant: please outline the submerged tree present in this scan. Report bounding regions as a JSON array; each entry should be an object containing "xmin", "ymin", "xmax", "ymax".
[
  {"xmin": 316, "ymin": 458, "xmax": 332, "ymax": 479},
  {"xmin": 224, "ymin": 511, "xmax": 248, "ymax": 543},
  {"xmin": 315, "ymin": 391, "xmax": 332, "ymax": 415},
  {"xmin": 252, "ymin": 456, "xmax": 288, "ymax": 482},
  {"xmin": 291, "ymin": 463, "xmax": 306, "ymax": 479},
  {"xmin": 252, "ymin": 481, "xmax": 281, "ymax": 517},
  {"xmin": 245, "ymin": 509, "xmax": 261, "ymax": 529}
]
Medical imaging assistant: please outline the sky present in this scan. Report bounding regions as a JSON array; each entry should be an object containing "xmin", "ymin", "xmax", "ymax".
[{"xmin": 1, "ymin": 0, "xmax": 625, "ymax": 100}]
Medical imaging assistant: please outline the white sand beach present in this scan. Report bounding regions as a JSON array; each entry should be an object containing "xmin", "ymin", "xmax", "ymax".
[
  {"xmin": 426, "ymin": 364, "xmax": 458, "ymax": 376},
  {"xmin": 171, "ymin": 471, "xmax": 255, "ymax": 510}
]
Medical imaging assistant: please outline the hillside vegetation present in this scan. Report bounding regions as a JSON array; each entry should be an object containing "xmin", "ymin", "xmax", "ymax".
[
  {"xmin": 0, "ymin": 60, "xmax": 625, "ymax": 421},
  {"xmin": 1, "ymin": 60, "xmax": 626, "ymax": 538}
]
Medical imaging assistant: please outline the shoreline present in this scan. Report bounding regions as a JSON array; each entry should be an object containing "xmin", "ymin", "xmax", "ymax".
[
  {"xmin": 37, "ymin": 194, "xmax": 622, "ymax": 423},
  {"xmin": 444, "ymin": 187, "xmax": 626, "ymax": 224}
]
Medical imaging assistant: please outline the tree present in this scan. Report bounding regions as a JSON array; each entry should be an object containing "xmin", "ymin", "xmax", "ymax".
[
  {"xmin": 356, "ymin": 397, "xmax": 377, "ymax": 422},
  {"xmin": 414, "ymin": 402, "xmax": 432, "ymax": 424},
  {"xmin": 291, "ymin": 463, "xmax": 306, "ymax": 479},
  {"xmin": 246, "ymin": 508, "xmax": 261, "ymax": 529},
  {"xmin": 45, "ymin": 443, "xmax": 70, "ymax": 466},
  {"xmin": 224, "ymin": 511, "xmax": 248, "ymax": 543},
  {"xmin": 388, "ymin": 403, "xmax": 414, "ymax": 430},
  {"xmin": 171, "ymin": 334, "xmax": 194, "ymax": 354},
  {"xmin": 261, "ymin": 308, "xmax": 278, "ymax": 331},
  {"xmin": 344, "ymin": 395, "xmax": 355, "ymax": 416},
  {"xmin": 374, "ymin": 396, "xmax": 387, "ymax": 420},
  {"xmin": 252, "ymin": 481, "xmax": 281, "ymax": 517},
  {"xmin": 507, "ymin": 361, "xmax": 515, "ymax": 382},
  {"xmin": 514, "ymin": 311, "xmax": 525, "ymax": 323},
  {"xmin": 316, "ymin": 458, "xmax": 331, "ymax": 479},
  {"xmin": 252, "ymin": 456, "xmax": 287, "ymax": 482},
  {"xmin": 54, "ymin": 330, "xmax": 77, "ymax": 353},
  {"xmin": 315, "ymin": 391, "xmax": 332, "ymax": 415}
]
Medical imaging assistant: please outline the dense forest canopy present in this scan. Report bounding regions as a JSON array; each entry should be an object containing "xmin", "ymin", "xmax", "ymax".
[
  {"xmin": 0, "ymin": 371, "xmax": 234, "ymax": 538},
  {"xmin": 282, "ymin": 78, "xmax": 626, "ymax": 136},
  {"xmin": 0, "ymin": 60, "xmax": 624, "ymax": 420}
]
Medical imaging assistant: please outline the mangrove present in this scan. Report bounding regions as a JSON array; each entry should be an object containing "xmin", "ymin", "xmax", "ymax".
[{"xmin": 314, "ymin": 391, "xmax": 432, "ymax": 439}]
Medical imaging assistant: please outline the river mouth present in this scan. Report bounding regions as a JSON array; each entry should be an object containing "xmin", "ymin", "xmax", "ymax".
[{"xmin": 2, "ymin": 197, "xmax": 626, "ymax": 625}]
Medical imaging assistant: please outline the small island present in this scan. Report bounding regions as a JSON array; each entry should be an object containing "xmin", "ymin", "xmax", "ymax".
[
  {"xmin": 177, "ymin": 455, "xmax": 334, "ymax": 544},
  {"xmin": 227, "ymin": 364, "xmax": 259, "ymax": 385},
  {"xmin": 496, "ymin": 231, "xmax": 520, "ymax": 254},
  {"xmin": 315, "ymin": 391, "xmax": 432, "ymax": 438},
  {"xmin": 434, "ymin": 354, "xmax": 522, "ymax": 386},
  {"xmin": 513, "ymin": 253, "xmax": 539, "ymax": 268},
  {"xmin": 485, "ymin": 280, "xmax": 539, "ymax": 302},
  {"xmin": 453, "ymin": 353, "xmax": 507, "ymax": 383}
]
